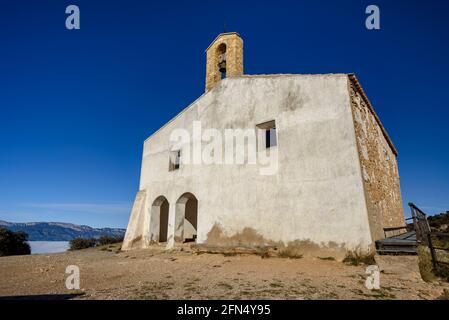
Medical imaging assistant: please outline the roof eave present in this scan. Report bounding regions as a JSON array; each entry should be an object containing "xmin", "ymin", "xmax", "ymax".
[{"xmin": 348, "ymin": 73, "xmax": 398, "ymax": 156}]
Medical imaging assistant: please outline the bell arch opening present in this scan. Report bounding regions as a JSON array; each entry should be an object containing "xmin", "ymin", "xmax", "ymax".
[{"xmin": 217, "ymin": 43, "xmax": 227, "ymax": 79}]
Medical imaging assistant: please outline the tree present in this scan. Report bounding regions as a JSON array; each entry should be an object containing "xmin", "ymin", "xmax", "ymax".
[{"xmin": 0, "ymin": 228, "xmax": 31, "ymax": 256}]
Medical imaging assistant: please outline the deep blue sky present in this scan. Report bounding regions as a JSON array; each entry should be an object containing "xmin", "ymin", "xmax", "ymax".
[{"xmin": 1, "ymin": 0, "xmax": 448, "ymax": 228}]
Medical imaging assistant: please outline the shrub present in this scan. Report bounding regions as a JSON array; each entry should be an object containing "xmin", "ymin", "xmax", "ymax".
[
  {"xmin": 417, "ymin": 244, "xmax": 449, "ymax": 282},
  {"xmin": 417, "ymin": 244, "xmax": 439, "ymax": 282},
  {"xmin": 0, "ymin": 228, "xmax": 31, "ymax": 256},
  {"xmin": 343, "ymin": 250, "xmax": 375, "ymax": 266},
  {"xmin": 277, "ymin": 247, "xmax": 304, "ymax": 259},
  {"xmin": 69, "ymin": 237, "xmax": 97, "ymax": 250},
  {"xmin": 438, "ymin": 264, "xmax": 449, "ymax": 282},
  {"xmin": 97, "ymin": 235, "xmax": 123, "ymax": 246}
]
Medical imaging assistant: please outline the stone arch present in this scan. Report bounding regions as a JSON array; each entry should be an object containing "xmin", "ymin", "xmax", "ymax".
[
  {"xmin": 217, "ymin": 42, "xmax": 227, "ymax": 54},
  {"xmin": 149, "ymin": 195, "xmax": 169, "ymax": 243},
  {"xmin": 174, "ymin": 192, "xmax": 198, "ymax": 243}
]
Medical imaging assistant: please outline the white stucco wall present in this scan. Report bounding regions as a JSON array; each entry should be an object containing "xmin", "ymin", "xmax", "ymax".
[{"xmin": 122, "ymin": 74, "xmax": 373, "ymax": 255}]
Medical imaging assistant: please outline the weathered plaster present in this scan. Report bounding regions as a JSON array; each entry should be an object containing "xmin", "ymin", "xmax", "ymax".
[
  {"xmin": 122, "ymin": 74, "xmax": 376, "ymax": 256},
  {"xmin": 200, "ymin": 223, "xmax": 348, "ymax": 259},
  {"xmin": 348, "ymin": 77, "xmax": 405, "ymax": 241}
]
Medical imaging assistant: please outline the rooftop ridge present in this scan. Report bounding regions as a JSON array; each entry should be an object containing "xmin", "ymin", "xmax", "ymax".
[{"xmin": 205, "ymin": 32, "xmax": 241, "ymax": 52}]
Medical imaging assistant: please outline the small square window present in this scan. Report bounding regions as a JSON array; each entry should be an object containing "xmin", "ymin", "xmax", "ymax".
[
  {"xmin": 169, "ymin": 150, "xmax": 181, "ymax": 171},
  {"xmin": 257, "ymin": 120, "xmax": 277, "ymax": 149}
]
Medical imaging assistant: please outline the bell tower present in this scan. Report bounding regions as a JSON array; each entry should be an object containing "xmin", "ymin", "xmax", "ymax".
[{"xmin": 205, "ymin": 32, "xmax": 244, "ymax": 92}]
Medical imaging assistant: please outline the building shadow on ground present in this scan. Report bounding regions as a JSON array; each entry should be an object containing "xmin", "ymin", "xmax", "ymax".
[{"xmin": 0, "ymin": 293, "xmax": 84, "ymax": 300}]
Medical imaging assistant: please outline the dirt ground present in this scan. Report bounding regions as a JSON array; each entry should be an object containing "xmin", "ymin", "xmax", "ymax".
[{"xmin": 0, "ymin": 244, "xmax": 448, "ymax": 300}]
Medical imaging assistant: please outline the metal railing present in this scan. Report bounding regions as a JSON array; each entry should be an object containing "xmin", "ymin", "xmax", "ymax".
[{"xmin": 409, "ymin": 202, "xmax": 449, "ymax": 276}]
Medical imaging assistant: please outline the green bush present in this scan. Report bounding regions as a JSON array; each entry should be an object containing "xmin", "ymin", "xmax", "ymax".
[
  {"xmin": 97, "ymin": 235, "xmax": 123, "ymax": 246},
  {"xmin": 69, "ymin": 236, "xmax": 123, "ymax": 250},
  {"xmin": 0, "ymin": 228, "xmax": 31, "ymax": 256},
  {"xmin": 69, "ymin": 237, "xmax": 97, "ymax": 250}
]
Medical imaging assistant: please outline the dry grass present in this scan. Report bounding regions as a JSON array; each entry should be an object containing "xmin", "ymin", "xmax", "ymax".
[{"xmin": 318, "ymin": 257, "xmax": 336, "ymax": 261}]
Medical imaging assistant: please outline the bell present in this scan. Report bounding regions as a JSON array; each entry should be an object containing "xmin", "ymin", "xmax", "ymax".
[{"xmin": 218, "ymin": 61, "xmax": 226, "ymax": 73}]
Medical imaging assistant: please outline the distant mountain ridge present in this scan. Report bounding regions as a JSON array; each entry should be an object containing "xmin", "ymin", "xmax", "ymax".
[{"xmin": 0, "ymin": 220, "xmax": 125, "ymax": 241}]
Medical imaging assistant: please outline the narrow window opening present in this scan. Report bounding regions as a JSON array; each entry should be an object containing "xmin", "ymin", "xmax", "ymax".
[{"xmin": 265, "ymin": 127, "xmax": 277, "ymax": 148}]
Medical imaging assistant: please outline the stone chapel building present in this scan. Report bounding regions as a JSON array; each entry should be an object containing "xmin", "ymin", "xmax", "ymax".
[{"xmin": 122, "ymin": 32, "xmax": 405, "ymax": 258}]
